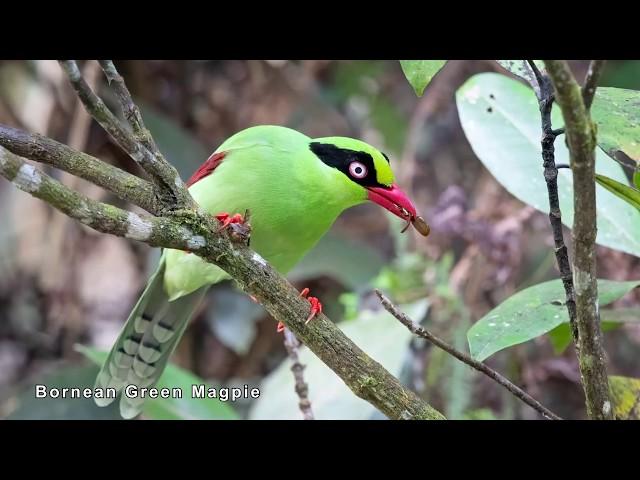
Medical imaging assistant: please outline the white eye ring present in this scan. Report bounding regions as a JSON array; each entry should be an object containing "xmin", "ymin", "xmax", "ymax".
[{"xmin": 349, "ymin": 161, "xmax": 368, "ymax": 179}]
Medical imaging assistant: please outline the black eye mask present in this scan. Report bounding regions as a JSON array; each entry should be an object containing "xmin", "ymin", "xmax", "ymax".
[{"xmin": 309, "ymin": 142, "xmax": 388, "ymax": 188}]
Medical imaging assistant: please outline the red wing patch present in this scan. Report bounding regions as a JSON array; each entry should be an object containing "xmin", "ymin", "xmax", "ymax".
[{"xmin": 185, "ymin": 151, "xmax": 227, "ymax": 187}]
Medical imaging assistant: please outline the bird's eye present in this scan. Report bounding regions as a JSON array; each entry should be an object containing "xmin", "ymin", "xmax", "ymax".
[{"xmin": 348, "ymin": 161, "xmax": 368, "ymax": 179}]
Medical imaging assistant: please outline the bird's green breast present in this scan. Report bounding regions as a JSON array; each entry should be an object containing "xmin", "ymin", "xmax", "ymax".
[{"xmin": 163, "ymin": 126, "xmax": 366, "ymax": 301}]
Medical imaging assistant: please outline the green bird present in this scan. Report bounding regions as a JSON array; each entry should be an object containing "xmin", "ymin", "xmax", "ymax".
[{"xmin": 94, "ymin": 125, "xmax": 423, "ymax": 418}]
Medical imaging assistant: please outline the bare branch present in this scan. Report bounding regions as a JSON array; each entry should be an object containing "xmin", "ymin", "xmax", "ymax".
[
  {"xmin": 0, "ymin": 123, "xmax": 160, "ymax": 214},
  {"xmin": 0, "ymin": 148, "xmax": 179, "ymax": 245},
  {"xmin": 99, "ymin": 61, "xmax": 163, "ymax": 163},
  {"xmin": 375, "ymin": 290, "xmax": 562, "ymax": 420},
  {"xmin": 283, "ymin": 328, "xmax": 314, "ymax": 420},
  {"xmin": 544, "ymin": 59, "xmax": 612, "ymax": 420},
  {"xmin": 534, "ymin": 73, "xmax": 579, "ymax": 344},
  {"xmin": 58, "ymin": 60, "xmax": 195, "ymax": 210},
  {"xmin": 582, "ymin": 60, "xmax": 606, "ymax": 111}
]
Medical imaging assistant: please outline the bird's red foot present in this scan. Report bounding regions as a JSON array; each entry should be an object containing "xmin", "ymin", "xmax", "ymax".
[
  {"xmin": 300, "ymin": 287, "xmax": 322, "ymax": 325},
  {"xmin": 215, "ymin": 212, "xmax": 246, "ymax": 231},
  {"xmin": 275, "ymin": 288, "xmax": 323, "ymax": 333}
]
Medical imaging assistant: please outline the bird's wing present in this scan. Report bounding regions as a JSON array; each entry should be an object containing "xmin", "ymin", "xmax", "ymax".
[{"xmin": 186, "ymin": 151, "xmax": 227, "ymax": 187}]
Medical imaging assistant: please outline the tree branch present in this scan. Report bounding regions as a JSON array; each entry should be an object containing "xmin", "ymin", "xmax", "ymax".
[
  {"xmin": 58, "ymin": 60, "xmax": 195, "ymax": 211},
  {"xmin": 0, "ymin": 149, "xmax": 179, "ymax": 245},
  {"xmin": 98, "ymin": 61, "xmax": 164, "ymax": 164},
  {"xmin": 376, "ymin": 290, "xmax": 562, "ymax": 420},
  {"xmin": 532, "ymin": 66, "xmax": 579, "ymax": 345},
  {"xmin": 544, "ymin": 60, "xmax": 612, "ymax": 420},
  {"xmin": 581, "ymin": 60, "xmax": 606, "ymax": 111},
  {"xmin": 0, "ymin": 123, "xmax": 160, "ymax": 214},
  {"xmin": 283, "ymin": 328, "xmax": 314, "ymax": 420},
  {"xmin": 0, "ymin": 60, "xmax": 446, "ymax": 420}
]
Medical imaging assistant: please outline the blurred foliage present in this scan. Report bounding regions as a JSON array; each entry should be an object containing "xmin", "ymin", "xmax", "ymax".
[{"xmin": 609, "ymin": 376, "xmax": 640, "ymax": 419}]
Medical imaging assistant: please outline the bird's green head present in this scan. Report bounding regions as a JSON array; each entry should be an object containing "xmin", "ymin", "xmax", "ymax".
[{"xmin": 310, "ymin": 136, "xmax": 418, "ymax": 223}]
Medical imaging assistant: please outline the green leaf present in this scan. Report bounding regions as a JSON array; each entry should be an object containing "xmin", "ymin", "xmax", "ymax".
[
  {"xmin": 467, "ymin": 279, "xmax": 640, "ymax": 361},
  {"xmin": 609, "ymin": 376, "xmax": 640, "ymax": 419},
  {"xmin": 400, "ymin": 61, "xmax": 446, "ymax": 97},
  {"xmin": 496, "ymin": 60, "xmax": 545, "ymax": 94},
  {"xmin": 456, "ymin": 73, "xmax": 640, "ymax": 258},
  {"xmin": 547, "ymin": 323, "xmax": 573, "ymax": 354},
  {"xmin": 248, "ymin": 299, "xmax": 429, "ymax": 420},
  {"xmin": 634, "ymin": 170, "xmax": 640, "ymax": 189},
  {"xmin": 591, "ymin": 87, "xmax": 640, "ymax": 166},
  {"xmin": 595, "ymin": 174, "xmax": 640, "ymax": 211},
  {"xmin": 76, "ymin": 345, "xmax": 239, "ymax": 420}
]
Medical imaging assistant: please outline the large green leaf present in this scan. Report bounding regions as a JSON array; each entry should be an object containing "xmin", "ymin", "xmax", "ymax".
[
  {"xmin": 595, "ymin": 174, "xmax": 640, "ymax": 211},
  {"xmin": 456, "ymin": 73, "xmax": 640, "ymax": 258},
  {"xmin": 609, "ymin": 376, "xmax": 640, "ymax": 419},
  {"xmin": 77, "ymin": 345, "xmax": 239, "ymax": 420},
  {"xmin": 634, "ymin": 170, "xmax": 640, "ymax": 189},
  {"xmin": 591, "ymin": 87, "xmax": 640, "ymax": 166},
  {"xmin": 467, "ymin": 279, "xmax": 640, "ymax": 361},
  {"xmin": 248, "ymin": 298, "xmax": 428, "ymax": 420},
  {"xmin": 400, "ymin": 61, "xmax": 446, "ymax": 97}
]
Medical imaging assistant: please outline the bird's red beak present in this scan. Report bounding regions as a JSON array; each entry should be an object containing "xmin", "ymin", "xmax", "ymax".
[{"xmin": 366, "ymin": 184, "xmax": 417, "ymax": 221}]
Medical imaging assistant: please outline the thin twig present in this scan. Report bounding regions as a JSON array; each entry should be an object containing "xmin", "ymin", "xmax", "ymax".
[
  {"xmin": 98, "ymin": 61, "xmax": 166, "ymax": 172},
  {"xmin": 375, "ymin": 290, "xmax": 562, "ymax": 420},
  {"xmin": 544, "ymin": 60, "xmax": 612, "ymax": 420},
  {"xmin": 283, "ymin": 328, "xmax": 314, "ymax": 420},
  {"xmin": 526, "ymin": 60, "xmax": 544, "ymax": 99},
  {"xmin": 58, "ymin": 60, "xmax": 194, "ymax": 210},
  {"xmin": 581, "ymin": 60, "xmax": 606, "ymax": 111},
  {"xmin": 533, "ymin": 65, "xmax": 579, "ymax": 345},
  {"xmin": 58, "ymin": 61, "xmax": 145, "ymax": 166}
]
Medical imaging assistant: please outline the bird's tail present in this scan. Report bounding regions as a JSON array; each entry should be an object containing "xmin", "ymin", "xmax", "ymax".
[{"xmin": 94, "ymin": 259, "xmax": 207, "ymax": 419}]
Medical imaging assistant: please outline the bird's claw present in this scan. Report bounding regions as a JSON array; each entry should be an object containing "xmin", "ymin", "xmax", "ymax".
[
  {"xmin": 215, "ymin": 212, "xmax": 246, "ymax": 231},
  {"xmin": 300, "ymin": 287, "xmax": 322, "ymax": 325},
  {"xmin": 275, "ymin": 288, "xmax": 322, "ymax": 333}
]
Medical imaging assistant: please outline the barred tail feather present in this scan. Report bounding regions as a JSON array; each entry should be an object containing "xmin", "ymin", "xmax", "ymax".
[{"xmin": 94, "ymin": 260, "xmax": 207, "ymax": 419}]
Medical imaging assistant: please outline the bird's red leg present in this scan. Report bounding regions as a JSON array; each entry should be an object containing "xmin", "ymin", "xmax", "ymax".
[
  {"xmin": 275, "ymin": 288, "xmax": 323, "ymax": 333},
  {"xmin": 214, "ymin": 212, "xmax": 246, "ymax": 231},
  {"xmin": 299, "ymin": 287, "xmax": 323, "ymax": 325}
]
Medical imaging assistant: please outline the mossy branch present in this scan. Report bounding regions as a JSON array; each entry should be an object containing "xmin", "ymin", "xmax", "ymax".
[
  {"xmin": 0, "ymin": 123, "xmax": 160, "ymax": 214},
  {"xmin": 0, "ymin": 61, "xmax": 445, "ymax": 420},
  {"xmin": 544, "ymin": 60, "xmax": 612, "ymax": 420}
]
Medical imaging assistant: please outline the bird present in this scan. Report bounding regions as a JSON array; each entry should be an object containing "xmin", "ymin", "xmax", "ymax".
[{"xmin": 93, "ymin": 125, "xmax": 426, "ymax": 418}]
